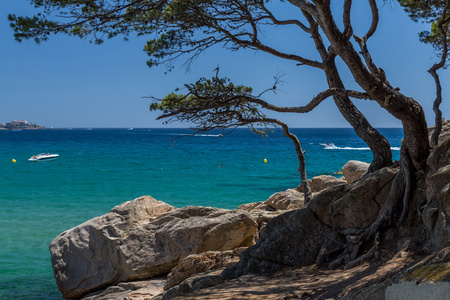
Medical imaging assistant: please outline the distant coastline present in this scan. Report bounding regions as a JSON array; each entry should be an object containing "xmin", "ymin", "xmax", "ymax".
[{"xmin": 0, "ymin": 120, "xmax": 45, "ymax": 130}]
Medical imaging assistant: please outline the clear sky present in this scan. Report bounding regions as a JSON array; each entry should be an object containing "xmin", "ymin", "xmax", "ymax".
[{"xmin": 0, "ymin": 1, "xmax": 448, "ymax": 128}]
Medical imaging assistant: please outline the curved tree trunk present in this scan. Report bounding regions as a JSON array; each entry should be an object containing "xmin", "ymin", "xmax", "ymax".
[
  {"xmin": 279, "ymin": 122, "xmax": 313, "ymax": 203},
  {"xmin": 314, "ymin": 3, "xmax": 430, "ymax": 171},
  {"xmin": 302, "ymin": 9, "xmax": 392, "ymax": 173},
  {"xmin": 301, "ymin": 1, "xmax": 430, "ymax": 268},
  {"xmin": 324, "ymin": 58, "xmax": 393, "ymax": 172}
]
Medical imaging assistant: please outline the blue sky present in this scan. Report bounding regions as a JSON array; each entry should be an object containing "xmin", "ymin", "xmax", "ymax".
[{"xmin": 0, "ymin": 1, "xmax": 448, "ymax": 128}]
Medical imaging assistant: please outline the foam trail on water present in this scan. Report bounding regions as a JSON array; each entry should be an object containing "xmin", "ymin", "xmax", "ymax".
[
  {"xmin": 320, "ymin": 143, "xmax": 400, "ymax": 151},
  {"xmin": 166, "ymin": 133, "xmax": 223, "ymax": 137}
]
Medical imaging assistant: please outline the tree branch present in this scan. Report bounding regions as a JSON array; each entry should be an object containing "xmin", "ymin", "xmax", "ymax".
[
  {"xmin": 353, "ymin": 0, "xmax": 381, "ymax": 78},
  {"xmin": 287, "ymin": 0, "xmax": 319, "ymax": 19},
  {"xmin": 155, "ymin": 87, "xmax": 371, "ymax": 121},
  {"xmin": 343, "ymin": 0, "xmax": 353, "ymax": 39},
  {"xmin": 259, "ymin": 0, "xmax": 311, "ymax": 33},
  {"xmin": 243, "ymin": 117, "xmax": 312, "ymax": 203},
  {"xmin": 429, "ymin": 0, "xmax": 450, "ymax": 147}
]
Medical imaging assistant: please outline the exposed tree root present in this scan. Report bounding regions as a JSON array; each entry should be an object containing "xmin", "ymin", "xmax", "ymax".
[
  {"xmin": 322, "ymin": 153, "xmax": 419, "ymax": 270},
  {"xmin": 399, "ymin": 148, "xmax": 414, "ymax": 224},
  {"xmin": 344, "ymin": 233, "xmax": 380, "ymax": 270}
]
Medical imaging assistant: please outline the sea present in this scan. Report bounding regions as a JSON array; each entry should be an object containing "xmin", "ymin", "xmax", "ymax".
[{"xmin": 0, "ymin": 127, "xmax": 403, "ymax": 299}]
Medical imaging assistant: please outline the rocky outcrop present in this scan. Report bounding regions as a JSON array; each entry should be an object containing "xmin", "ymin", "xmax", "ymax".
[
  {"xmin": 50, "ymin": 197, "xmax": 258, "ymax": 299},
  {"xmin": 238, "ymin": 175, "xmax": 347, "ymax": 215},
  {"xmin": 226, "ymin": 165, "xmax": 398, "ymax": 278},
  {"xmin": 226, "ymin": 208, "xmax": 337, "ymax": 276},
  {"xmin": 164, "ymin": 248, "xmax": 245, "ymax": 290},
  {"xmin": 422, "ymin": 138, "xmax": 450, "ymax": 251},
  {"xmin": 238, "ymin": 175, "xmax": 347, "ymax": 236},
  {"xmin": 309, "ymin": 167, "xmax": 397, "ymax": 229},
  {"xmin": 342, "ymin": 160, "xmax": 370, "ymax": 184}
]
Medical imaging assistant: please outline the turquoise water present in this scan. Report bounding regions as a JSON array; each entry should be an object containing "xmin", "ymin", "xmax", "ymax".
[{"xmin": 0, "ymin": 128, "xmax": 402, "ymax": 299}]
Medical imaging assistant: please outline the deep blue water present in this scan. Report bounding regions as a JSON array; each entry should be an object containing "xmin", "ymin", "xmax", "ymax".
[{"xmin": 0, "ymin": 128, "xmax": 402, "ymax": 299}]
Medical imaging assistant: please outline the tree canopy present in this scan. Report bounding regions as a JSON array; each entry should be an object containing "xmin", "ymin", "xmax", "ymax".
[{"xmin": 399, "ymin": 0, "xmax": 450, "ymax": 54}]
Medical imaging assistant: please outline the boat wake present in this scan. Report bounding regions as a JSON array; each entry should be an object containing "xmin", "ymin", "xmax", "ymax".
[
  {"xmin": 168, "ymin": 133, "xmax": 224, "ymax": 137},
  {"xmin": 320, "ymin": 143, "xmax": 400, "ymax": 151}
]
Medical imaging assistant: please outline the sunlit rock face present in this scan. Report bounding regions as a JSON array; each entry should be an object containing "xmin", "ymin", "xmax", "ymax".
[{"xmin": 50, "ymin": 196, "xmax": 257, "ymax": 299}]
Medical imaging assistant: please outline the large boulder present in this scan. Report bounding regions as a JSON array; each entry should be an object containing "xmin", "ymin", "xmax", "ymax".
[
  {"xmin": 423, "ymin": 138, "xmax": 450, "ymax": 250},
  {"xmin": 297, "ymin": 175, "xmax": 347, "ymax": 193},
  {"xmin": 50, "ymin": 197, "xmax": 258, "ymax": 299},
  {"xmin": 342, "ymin": 160, "xmax": 370, "ymax": 184},
  {"xmin": 265, "ymin": 189, "xmax": 304, "ymax": 210},
  {"xmin": 225, "ymin": 208, "xmax": 337, "ymax": 277},
  {"xmin": 309, "ymin": 167, "xmax": 398, "ymax": 229}
]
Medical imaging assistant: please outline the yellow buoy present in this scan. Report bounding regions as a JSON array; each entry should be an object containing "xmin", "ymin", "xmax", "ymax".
[
  {"xmin": 264, "ymin": 158, "xmax": 267, "ymax": 164},
  {"xmin": 12, "ymin": 159, "xmax": 16, "ymax": 163}
]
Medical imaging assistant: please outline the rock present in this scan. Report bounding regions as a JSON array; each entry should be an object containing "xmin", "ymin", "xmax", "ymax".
[
  {"xmin": 428, "ymin": 119, "xmax": 450, "ymax": 145},
  {"xmin": 238, "ymin": 189, "xmax": 305, "ymax": 212},
  {"xmin": 164, "ymin": 248, "xmax": 245, "ymax": 290},
  {"xmin": 239, "ymin": 209, "xmax": 286, "ymax": 238},
  {"xmin": 265, "ymin": 189, "xmax": 305, "ymax": 210},
  {"xmin": 155, "ymin": 269, "xmax": 225, "ymax": 300},
  {"xmin": 224, "ymin": 166, "xmax": 398, "ymax": 279},
  {"xmin": 309, "ymin": 167, "xmax": 398, "ymax": 229},
  {"xmin": 225, "ymin": 208, "xmax": 336, "ymax": 277},
  {"xmin": 237, "ymin": 201, "xmax": 269, "ymax": 212},
  {"xmin": 297, "ymin": 175, "xmax": 347, "ymax": 193},
  {"xmin": 342, "ymin": 160, "xmax": 370, "ymax": 184},
  {"xmin": 50, "ymin": 197, "xmax": 257, "ymax": 299},
  {"xmin": 50, "ymin": 196, "xmax": 175, "ymax": 299},
  {"xmin": 82, "ymin": 278, "xmax": 166, "ymax": 300},
  {"xmin": 423, "ymin": 138, "xmax": 450, "ymax": 250},
  {"xmin": 237, "ymin": 189, "xmax": 307, "ymax": 235}
]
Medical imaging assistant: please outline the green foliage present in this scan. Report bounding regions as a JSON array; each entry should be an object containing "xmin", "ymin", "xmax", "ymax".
[
  {"xmin": 150, "ymin": 76, "xmax": 253, "ymax": 113},
  {"xmin": 8, "ymin": 0, "xmax": 269, "ymax": 68},
  {"xmin": 398, "ymin": 0, "xmax": 449, "ymax": 55},
  {"xmin": 398, "ymin": 0, "xmax": 444, "ymax": 21},
  {"xmin": 149, "ymin": 76, "xmax": 271, "ymax": 129}
]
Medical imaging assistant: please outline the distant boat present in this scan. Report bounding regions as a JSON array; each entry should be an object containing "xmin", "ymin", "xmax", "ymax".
[
  {"xmin": 128, "ymin": 128, "xmax": 134, "ymax": 131},
  {"xmin": 28, "ymin": 153, "xmax": 59, "ymax": 162},
  {"xmin": 320, "ymin": 142, "xmax": 338, "ymax": 149}
]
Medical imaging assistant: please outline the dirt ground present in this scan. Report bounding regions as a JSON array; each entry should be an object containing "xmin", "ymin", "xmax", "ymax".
[{"xmin": 172, "ymin": 251, "xmax": 422, "ymax": 300}]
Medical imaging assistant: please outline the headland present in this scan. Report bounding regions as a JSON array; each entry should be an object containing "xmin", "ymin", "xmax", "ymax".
[{"xmin": 0, "ymin": 120, "xmax": 45, "ymax": 130}]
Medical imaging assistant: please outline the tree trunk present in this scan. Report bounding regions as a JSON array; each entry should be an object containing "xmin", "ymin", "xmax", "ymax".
[
  {"xmin": 277, "ymin": 121, "xmax": 312, "ymax": 203},
  {"xmin": 315, "ymin": 4, "xmax": 430, "ymax": 171},
  {"xmin": 324, "ymin": 58, "xmax": 393, "ymax": 172}
]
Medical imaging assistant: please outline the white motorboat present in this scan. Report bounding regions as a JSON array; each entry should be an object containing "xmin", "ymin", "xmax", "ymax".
[{"xmin": 28, "ymin": 153, "xmax": 59, "ymax": 162}]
